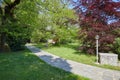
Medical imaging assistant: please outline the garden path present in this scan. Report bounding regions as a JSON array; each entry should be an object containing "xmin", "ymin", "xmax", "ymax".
[{"xmin": 26, "ymin": 44, "xmax": 120, "ymax": 80}]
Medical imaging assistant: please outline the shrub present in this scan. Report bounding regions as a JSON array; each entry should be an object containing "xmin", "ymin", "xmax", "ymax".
[
  {"xmin": 7, "ymin": 35, "xmax": 26, "ymax": 51},
  {"xmin": 113, "ymin": 38, "xmax": 120, "ymax": 59},
  {"xmin": 7, "ymin": 24, "xmax": 31, "ymax": 51}
]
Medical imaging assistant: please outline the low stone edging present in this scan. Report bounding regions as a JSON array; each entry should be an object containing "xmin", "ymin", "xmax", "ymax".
[{"xmin": 99, "ymin": 53, "xmax": 118, "ymax": 66}]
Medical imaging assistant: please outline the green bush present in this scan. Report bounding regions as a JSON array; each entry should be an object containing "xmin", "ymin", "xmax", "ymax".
[
  {"xmin": 31, "ymin": 29, "xmax": 51, "ymax": 43},
  {"xmin": 113, "ymin": 38, "xmax": 120, "ymax": 59},
  {"xmin": 53, "ymin": 27, "xmax": 78, "ymax": 44},
  {"xmin": 6, "ymin": 24, "xmax": 31, "ymax": 51},
  {"xmin": 7, "ymin": 35, "xmax": 26, "ymax": 51}
]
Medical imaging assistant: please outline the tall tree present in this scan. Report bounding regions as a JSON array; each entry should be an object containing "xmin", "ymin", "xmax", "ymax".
[
  {"xmin": 71, "ymin": 0, "xmax": 120, "ymax": 54},
  {"xmin": 0, "ymin": 0, "xmax": 39, "ymax": 52},
  {"xmin": 0, "ymin": 0, "xmax": 21, "ymax": 52},
  {"xmin": 31, "ymin": 0, "xmax": 77, "ymax": 44}
]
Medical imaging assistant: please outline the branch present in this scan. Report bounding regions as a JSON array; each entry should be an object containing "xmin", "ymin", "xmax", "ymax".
[
  {"xmin": 0, "ymin": 7, "xmax": 2, "ymax": 15},
  {"xmin": 4, "ymin": 0, "xmax": 21, "ymax": 15},
  {"xmin": 9, "ymin": 0, "xmax": 21, "ymax": 9},
  {"xmin": 3, "ymin": 0, "xmax": 10, "ymax": 6}
]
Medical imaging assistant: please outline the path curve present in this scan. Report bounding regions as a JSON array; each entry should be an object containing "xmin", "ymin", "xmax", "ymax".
[{"xmin": 26, "ymin": 44, "xmax": 120, "ymax": 80}]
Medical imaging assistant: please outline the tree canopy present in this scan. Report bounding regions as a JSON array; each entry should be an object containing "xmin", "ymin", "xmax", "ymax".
[
  {"xmin": 0, "ymin": 0, "xmax": 40, "ymax": 52},
  {"xmin": 71, "ymin": 0, "xmax": 120, "ymax": 54},
  {"xmin": 31, "ymin": 0, "xmax": 77, "ymax": 44},
  {"xmin": 0, "ymin": 0, "xmax": 77, "ymax": 52}
]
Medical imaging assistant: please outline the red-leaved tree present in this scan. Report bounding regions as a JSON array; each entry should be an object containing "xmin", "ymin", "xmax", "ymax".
[{"xmin": 71, "ymin": 0, "xmax": 120, "ymax": 54}]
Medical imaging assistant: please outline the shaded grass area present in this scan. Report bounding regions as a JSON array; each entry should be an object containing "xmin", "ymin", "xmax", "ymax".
[
  {"xmin": 36, "ymin": 43, "xmax": 120, "ymax": 71},
  {"xmin": 0, "ymin": 49, "xmax": 89, "ymax": 80}
]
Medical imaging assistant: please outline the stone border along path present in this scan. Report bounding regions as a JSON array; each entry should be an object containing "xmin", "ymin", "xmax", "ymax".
[{"xmin": 26, "ymin": 44, "xmax": 120, "ymax": 80}]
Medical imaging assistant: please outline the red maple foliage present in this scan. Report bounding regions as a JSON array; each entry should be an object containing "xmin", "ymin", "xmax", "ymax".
[{"xmin": 72, "ymin": 0, "xmax": 120, "ymax": 54}]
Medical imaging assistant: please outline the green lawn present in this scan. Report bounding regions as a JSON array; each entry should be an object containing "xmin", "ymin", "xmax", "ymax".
[
  {"xmin": 0, "ymin": 50, "xmax": 89, "ymax": 80},
  {"xmin": 36, "ymin": 43, "xmax": 120, "ymax": 71}
]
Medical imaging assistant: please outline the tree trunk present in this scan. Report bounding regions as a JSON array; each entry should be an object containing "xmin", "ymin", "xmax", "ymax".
[
  {"xmin": 0, "ymin": 0, "xmax": 21, "ymax": 52},
  {"xmin": 0, "ymin": 15, "xmax": 7, "ymax": 52},
  {"xmin": 0, "ymin": 33, "xmax": 6, "ymax": 52}
]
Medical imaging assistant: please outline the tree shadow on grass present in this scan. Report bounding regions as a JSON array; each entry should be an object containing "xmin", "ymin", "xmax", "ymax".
[
  {"xmin": 60, "ymin": 43, "xmax": 80, "ymax": 50},
  {"xmin": 0, "ymin": 50, "xmax": 89, "ymax": 80},
  {"xmin": 63, "ymin": 44, "xmax": 88, "ymax": 56}
]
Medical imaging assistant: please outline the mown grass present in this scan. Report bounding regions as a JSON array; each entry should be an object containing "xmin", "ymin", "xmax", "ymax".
[
  {"xmin": 36, "ymin": 43, "xmax": 120, "ymax": 71},
  {"xmin": 0, "ymin": 49, "xmax": 89, "ymax": 80}
]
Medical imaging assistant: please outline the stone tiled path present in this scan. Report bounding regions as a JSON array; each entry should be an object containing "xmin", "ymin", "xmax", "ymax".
[{"xmin": 26, "ymin": 44, "xmax": 120, "ymax": 80}]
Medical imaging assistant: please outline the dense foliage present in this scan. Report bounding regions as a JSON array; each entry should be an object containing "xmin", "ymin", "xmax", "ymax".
[
  {"xmin": 113, "ymin": 37, "xmax": 120, "ymax": 59},
  {"xmin": 72, "ymin": 0, "xmax": 120, "ymax": 54},
  {"xmin": 6, "ymin": 23, "xmax": 31, "ymax": 51},
  {"xmin": 0, "ymin": 0, "xmax": 39, "ymax": 52},
  {"xmin": 31, "ymin": 0, "xmax": 78, "ymax": 44},
  {"xmin": 0, "ymin": 0, "xmax": 78, "ymax": 52}
]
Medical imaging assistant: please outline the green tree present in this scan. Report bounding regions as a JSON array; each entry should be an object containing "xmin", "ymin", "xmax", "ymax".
[
  {"xmin": 0, "ymin": 0, "xmax": 39, "ymax": 52},
  {"xmin": 31, "ymin": 0, "xmax": 77, "ymax": 44}
]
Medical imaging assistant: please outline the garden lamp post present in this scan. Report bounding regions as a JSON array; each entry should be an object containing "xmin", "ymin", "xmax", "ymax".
[{"xmin": 95, "ymin": 35, "xmax": 99, "ymax": 63}]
